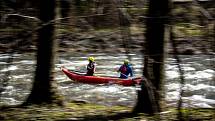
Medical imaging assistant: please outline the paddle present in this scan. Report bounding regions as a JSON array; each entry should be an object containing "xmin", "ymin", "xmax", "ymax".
[
  {"xmin": 119, "ymin": 72, "xmax": 128, "ymax": 78},
  {"xmin": 118, "ymin": 71, "xmax": 135, "ymax": 79},
  {"xmin": 61, "ymin": 66, "xmax": 86, "ymax": 74}
]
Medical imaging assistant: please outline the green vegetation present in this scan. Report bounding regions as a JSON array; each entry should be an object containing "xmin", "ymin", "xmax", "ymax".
[
  {"xmin": 0, "ymin": 103, "xmax": 214, "ymax": 120},
  {"xmin": 174, "ymin": 23, "xmax": 206, "ymax": 37}
]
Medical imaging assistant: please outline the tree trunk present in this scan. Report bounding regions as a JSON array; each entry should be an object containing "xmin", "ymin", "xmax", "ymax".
[
  {"xmin": 134, "ymin": 0, "xmax": 170, "ymax": 114},
  {"xmin": 60, "ymin": 0, "xmax": 71, "ymax": 21},
  {"xmin": 213, "ymin": 20, "xmax": 215, "ymax": 52},
  {"xmin": 23, "ymin": 0, "xmax": 63, "ymax": 105}
]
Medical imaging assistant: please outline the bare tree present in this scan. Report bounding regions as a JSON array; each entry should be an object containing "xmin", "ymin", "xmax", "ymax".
[
  {"xmin": 134, "ymin": 0, "xmax": 170, "ymax": 114},
  {"xmin": 23, "ymin": 0, "xmax": 63, "ymax": 105}
]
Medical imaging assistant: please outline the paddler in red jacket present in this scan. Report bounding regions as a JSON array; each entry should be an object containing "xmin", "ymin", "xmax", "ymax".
[{"xmin": 86, "ymin": 57, "xmax": 96, "ymax": 76}]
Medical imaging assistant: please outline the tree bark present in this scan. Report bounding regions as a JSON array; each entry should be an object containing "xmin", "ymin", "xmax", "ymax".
[
  {"xmin": 23, "ymin": 0, "xmax": 63, "ymax": 105},
  {"xmin": 134, "ymin": 0, "xmax": 170, "ymax": 114}
]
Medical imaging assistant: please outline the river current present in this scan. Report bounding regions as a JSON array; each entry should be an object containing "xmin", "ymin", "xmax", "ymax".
[{"xmin": 0, "ymin": 53, "xmax": 214, "ymax": 108}]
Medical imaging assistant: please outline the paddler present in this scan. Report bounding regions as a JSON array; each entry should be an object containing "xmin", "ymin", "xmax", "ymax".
[
  {"xmin": 117, "ymin": 59, "xmax": 133, "ymax": 79},
  {"xmin": 86, "ymin": 57, "xmax": 96, "ymax": 76}
]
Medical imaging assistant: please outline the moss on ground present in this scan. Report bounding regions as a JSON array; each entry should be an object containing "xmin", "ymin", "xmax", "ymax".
[{"xmin": 0, "ymin": 102, "xmax": 214, "ymax": 121}]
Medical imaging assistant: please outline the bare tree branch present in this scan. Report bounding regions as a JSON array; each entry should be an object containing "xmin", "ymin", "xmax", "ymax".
[
  {"xmin": 192, "ymin": 0, "xmax": 214, "ymax": 20},
  {"xmin": 1, "ymin": 13, "xmax": 41, "ymax": 23}
]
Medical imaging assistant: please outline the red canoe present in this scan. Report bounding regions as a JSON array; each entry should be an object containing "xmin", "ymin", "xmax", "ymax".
[{"xmin": 61, "ymin": 67, "xmax": 142, "ymax": 86}]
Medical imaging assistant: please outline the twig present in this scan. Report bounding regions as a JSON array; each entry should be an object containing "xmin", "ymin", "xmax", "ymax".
[
  {"xmin": 1, "ymin": 13, "xmax": 41, "ymax": 23},
  {"xmin": 192, "ymin": 0, "xmax": 214, "ymax": 20}
]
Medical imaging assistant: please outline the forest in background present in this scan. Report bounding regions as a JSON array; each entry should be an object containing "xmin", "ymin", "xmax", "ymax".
[{"xmin": 0, "ymin": 0, "xmax": 214, "ymax": 54}]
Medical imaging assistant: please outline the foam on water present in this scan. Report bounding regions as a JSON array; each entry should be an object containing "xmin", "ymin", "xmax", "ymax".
[
  {"xmin": 59, "ymin": 58, "xmax": 71, "ymax": 63},
  {"xmin": 192, "ymin": 103, "xmax": 213, "ymax": 108},
  {"xmin": 165, "ymin": 64, "xmax": 177, "ymax": 70},
  {"xmin": 0, "ymin": 54, "xmax": 21, "ymax": 59},
  {"xmin": 91, "ymin": 56, "xmax": 119, "ymax": 60},
  {"xmin": 183, "ymin": 67, "xmax": 196, "ymax": 71},
  {"xmin": 166, "ymin": 91, "xmax": 180, "ymax": 101},
  {"xmin": 69, "ymin": 61, "xmax": 88, "ymax": 65},
  {"xmin": 1, "ymin": 86, "xmax": 15, "ymax": 95},
  {"xmin": 182, "ymin": 95, "xmax": 215, "ymax": 108},
  {"xmin": 188, "ymin": 95, "xmax": 215, "ymax": 105},
  {"xmin": 12, "ymin": 74, "xmax": 29, "ymax": 79},
  {"xmin": 185, "ymin": 69, "xmax": 214, "ymax": 79},
  {"xmin": 0, "ymin": 65, "xmax": 18, "ymax": 72},
  {"xmin": 166, "ymin": 83, "xmax": 180, "ymax": 91},
  {"xmin": 132, "ymin": 65, "xmax": 143, "ymax": 68},
  {"xmin": 98, "ymin": 65, "xmax": 120, "ymax": 69},
  {"xmin": 0, "ymin": 55, "xmax": 13, "ymax": 59},
  {"xmin": 0, "ymin": 97, "xmax": 21, "ymax": 105},
  {"xmin": 17, "ymin": 60, "xmax": 35, "ymax": 65},
  {"xmin": 165, "ymin": 82, "xmax": 215, "ymax": 108},
  {"xmin": 0, "ymin": 62, "xmax": 8, "ymax": 64},
  {"xmin": 166, "ymin": 71, "xmax": 180, "ymax": 79},
  {"xmin": 183, "ymin": 84, "xmax": 215, "ymax": 91},
  {"xmin": 55, "ymin": 76, "xmax": 67, "ymax": 81},
  {"xmin": 90, "ymin": 86, "xmax": 120, "ymax": 93}
]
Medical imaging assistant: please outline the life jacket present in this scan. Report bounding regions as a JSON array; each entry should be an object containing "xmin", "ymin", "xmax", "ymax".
[
  {"xmin": 86, "ymin": 62, "xmax": 95, "ymax": 76},
  {"xmin": 119, "ymin": 64, "xmax": 133, "ymax": 78},
  {"xmin": 120, "ymin": 65, "xmax": 127, "ymax": 74}
]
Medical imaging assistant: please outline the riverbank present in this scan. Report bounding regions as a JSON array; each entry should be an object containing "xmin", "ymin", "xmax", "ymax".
[
  {"xmin": 57, "ymin": 27, "xmax": 214, "ymax": 55},
  {"xmin": 0, "ymin": 25, "xmax": 213, "ymax": 55},
  {"xmin": 0, "ymin": 102, "xmax": 214, "ymax": 121}
]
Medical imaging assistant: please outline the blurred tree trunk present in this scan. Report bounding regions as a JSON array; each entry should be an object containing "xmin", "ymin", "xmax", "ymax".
[
  {"xmin": 213, "ymin": 20, "xmax": 215, "ymax": 52},
  {"xmin": 60, "ymin": 0, "xmax": 71, "ymax": 21},
  {"xmin": 133, "ymin": 0, "xmax": 170, "ymax": 114},
  {"xmin": 23, "ymin": 0, "xmax": 63, "ymax": 105},
  {"xmin": 74, "ymin": 0, "xmax": 85, "ymax": 15},
  {"xmin": 118, "ymin": 6, "xmax": 132, "ymax": 60},
  {"xmin": 60, "ymin": 0, "xmax": 71, "ymax": 30}
]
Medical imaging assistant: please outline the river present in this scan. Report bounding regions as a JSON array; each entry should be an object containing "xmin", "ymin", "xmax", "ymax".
[{"xmin": 0, "ymin": 52, "xmax": 215, "ymax": 108}]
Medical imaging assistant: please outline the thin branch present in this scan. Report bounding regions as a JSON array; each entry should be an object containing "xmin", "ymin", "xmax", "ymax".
[
  {"xmin": 170, "ymin": 25, "xmax": 186, "ymax": 120},
  {"xmin": 192, "ymin": 0, "xmax": 214, "ymax": 20},
  {"xmin": 1, "ymin": 13, "xmax": 41, "ymax": 23}
]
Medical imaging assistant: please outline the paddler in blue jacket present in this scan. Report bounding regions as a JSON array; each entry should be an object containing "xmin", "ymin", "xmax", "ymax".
[
  {"xmin": 86, "ymin": 57, "xmax": 96, "ymax": 76},
  {"xmin": 118, "ymin": 59, "xmax": 133, "ymax": 79}
]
